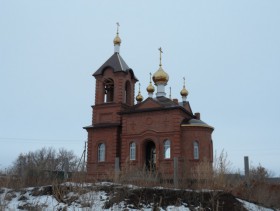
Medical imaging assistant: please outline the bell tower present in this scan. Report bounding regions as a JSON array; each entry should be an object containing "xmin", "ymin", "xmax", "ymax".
[
  {"xmin": 84, "ymin": 24, "xmax": 138, "ymax": 177},
  {"xmin": 92, "ymin": 24, "xmax": 138, "ymax": 124}
]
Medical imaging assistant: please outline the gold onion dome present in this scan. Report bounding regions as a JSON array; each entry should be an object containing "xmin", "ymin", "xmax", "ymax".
[
  {"xmin": 113, "ymin": 33, "xmax": 121, "ymax": 45},
  {"xmin": 136, "ymin": 92, "xmax": 143, "ymax": 102},
  {"xmin": 146, "ymin": 82, "xmax": 155, "ymax": 93},
  {"xmin": 136, "ymin": 83, "xmax": 143, "ymax": 102},
  {"xmin": 113, "ymin": 22, "xmax": 121, "ymax": 45},
  {"xmin": 152, "ymin": 66, "xmax": 169, "ymax": 84},
  {"xmin": 180, "ymin": 87, "xmax": 189, "ymax": 97},
  {"xmin": 180, "ymin": 77, "xmax": 189, "ymax": 97},
  {"xmin": 146, "ymin": 72, "xmax": 155, "ymax": 93},
  {"xmin": 152, "ymin": 47, "xmax": 169, "ymax": 84}
]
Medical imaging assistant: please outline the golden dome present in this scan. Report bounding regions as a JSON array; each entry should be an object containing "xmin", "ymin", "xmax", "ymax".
[
  {"xmin": 152, "ymin": 66, "xmax": 169, "ymax": 84},
  {"xmin": 136, "ymin": 91, "xmax": 143, "ymax": 102},
  {"xmin": 136, "ymin": 83, "xmax": 143, "ymax": 102},
  {"xmin": 113, "ymin": 33, "xmax": 121, "ymax": 45},
  {"xmin": 180, "ymin": 77, "xmax": 189, "ymax": 97},
  {"xmin": 146, "ymin": 82, "xmax": 155, "ymax": 93},
  {"xmin": 180, "ymin": 87, "xmax": 189, "ymax": 97}
]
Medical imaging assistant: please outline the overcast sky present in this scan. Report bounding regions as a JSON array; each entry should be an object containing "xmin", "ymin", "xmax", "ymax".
[{"xmin": 1, "ymin": 1, "xmax": 280, "ymax": 175}]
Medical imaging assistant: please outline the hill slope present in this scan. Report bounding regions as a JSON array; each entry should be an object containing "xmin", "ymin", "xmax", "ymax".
[{"xmin": 0, "ymin": 182, "xmax": 275, "ymax": 211}]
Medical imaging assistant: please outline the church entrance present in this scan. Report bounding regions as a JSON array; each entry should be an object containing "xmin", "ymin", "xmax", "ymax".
[{"xmin": 145, "ymin": 141, "xmax": 156, "ymax": 171}]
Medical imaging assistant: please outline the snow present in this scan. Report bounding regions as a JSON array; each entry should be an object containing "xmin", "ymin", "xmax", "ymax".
[
  {"xmin": 0, "ymin": 183, "xmax": 276, "ymax": 211},
  {"xmin": 1, "ymin": 188, "xmax": 63, "ymax": 210},
  {"xmin": 0, "ymin": 184, "xmax": 191, "ymax": 211},
  {"xmin": 237, "ymin": 199, "xmax": 276, "ymax": 211}
]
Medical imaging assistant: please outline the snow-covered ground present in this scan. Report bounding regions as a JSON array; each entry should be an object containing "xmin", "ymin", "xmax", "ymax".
[
  {"xmin": 0, "ymin": 187, "xmax": 189, "ymax": 211},
  {"xmin": 0, "ymin": 183, "xmax": 277, "ymax": 211},
  {"xmin": 237, "ymin": 199, "xmax": 275, "ymax": 211}
]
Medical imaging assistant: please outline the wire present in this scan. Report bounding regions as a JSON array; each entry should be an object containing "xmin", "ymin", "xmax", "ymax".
[{"xmin": 0, "ymin": 137, "xmax": 83, "ymax": 143}]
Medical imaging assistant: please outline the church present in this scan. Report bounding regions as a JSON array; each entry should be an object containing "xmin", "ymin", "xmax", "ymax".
[{"xmin": 84, "ymin": 26, "xmax": 214, "ymax": 180}]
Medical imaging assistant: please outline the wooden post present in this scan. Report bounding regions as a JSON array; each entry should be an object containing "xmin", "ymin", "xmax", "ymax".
[
  {"xmin": 64, "ymin": 158, "xmax": 69, "ymax": 180},
  {"xmin": 244, "ymin": 156, "xmax": 249, "ymax": 180},
  {"xmin": 174, "ymin": 157, "xmax": 178, "ymax": 188}
]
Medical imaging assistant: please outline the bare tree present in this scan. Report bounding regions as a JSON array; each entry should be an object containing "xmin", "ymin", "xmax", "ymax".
[
  {"xmin": 250, "ymin": 163, "xmax": 271, "ymax": 182},
  {"xmin": 10, "ymin": 147, "xmax": 79, "ymax": 186}
]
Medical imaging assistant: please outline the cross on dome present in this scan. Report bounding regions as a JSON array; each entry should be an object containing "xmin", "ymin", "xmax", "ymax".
[
  {"xmin": 113, "ymin": 22, "xmax": 121, "ymax": 52},
  {"xmin": 158, "ymin": 47, "xmax": 163, "ymax": 67},
  {"xmin": 116, "ymin": 22, "xmax": 120, "ymax": 34},
  {"xmin": 153, "ymin": 47, "xmax": 169, "ymax": 85}
]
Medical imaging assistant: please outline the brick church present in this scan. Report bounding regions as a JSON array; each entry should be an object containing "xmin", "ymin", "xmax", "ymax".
[{"xmin": 84, "ymin": 26, "xmax": 214, "ymax": 180}]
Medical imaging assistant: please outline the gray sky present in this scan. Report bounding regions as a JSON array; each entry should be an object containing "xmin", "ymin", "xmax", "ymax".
[{"xmin": 1, "ymin": 1, "xmax": 280, "ymax": 175}]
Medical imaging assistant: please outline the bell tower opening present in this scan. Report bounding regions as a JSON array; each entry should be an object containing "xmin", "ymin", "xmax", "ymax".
[
  {"xmin": 124, "ymin": 81, "xmax": 132, "ymax": 105},
  {"xmin": 103, "ymin": 78, "xmax": 114, "ymax": 103},
  {"xmin": 145, "ymin": 141, "xmax": 156, "ymax": 171}
]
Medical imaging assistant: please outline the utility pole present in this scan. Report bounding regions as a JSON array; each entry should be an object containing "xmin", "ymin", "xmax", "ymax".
[
  {"xmin": 77, "ymin": 140, "xmax": 87, "ymax": 172},
  {"xmin": 244, "ymin": 156, "xmax": 250, "ymax": 183},
  {"xmin": 82, "ymin": 141, "xmax": 87, "ymax": 172}
]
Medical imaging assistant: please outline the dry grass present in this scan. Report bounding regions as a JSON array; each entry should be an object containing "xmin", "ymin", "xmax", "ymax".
[
  {"xmin": 118, "ymin": 165, "xmax": 161, "ymax": 187},
  {"xmin": 1, "ymin": 150, "xmax": 279, "ymax": 210},
  {"xmin": 1, "ymin": 165, "xmax": 279, "ymax": 210}
]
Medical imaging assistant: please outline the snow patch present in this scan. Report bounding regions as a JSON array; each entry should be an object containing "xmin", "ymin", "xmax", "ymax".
[{"xmin": 237, "ymin": 199, "xmax": 275, "ymax": 211}]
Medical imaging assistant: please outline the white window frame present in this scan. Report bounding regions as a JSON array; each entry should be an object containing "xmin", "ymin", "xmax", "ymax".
[
  {"xmin": 98, "ymin": 143, "xmax": 105, "ymax": 162},
  {"xmin": 130, "ymin": 142, "xmax": 136, "ymax": 160},
  {"xmin": 194, "ymin": 141, "xmax": 199, "ymax": 160},
  {"xmin": 164, "ymin": 140, "xmax": 171, "ymax": 159}
]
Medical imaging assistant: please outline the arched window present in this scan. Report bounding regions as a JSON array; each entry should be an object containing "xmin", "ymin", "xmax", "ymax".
[
  {"xmin": 103, "ymin": 78, "xmax": 114, "ymax": 102},
  {"xmin": 130, "ymin": 142, "xmax": 136, "ymax": 160},
  {"xmin": 194, "ymin": 141, "xmax": 199, "ymax": 160},
  {"xmin": 164, "ymin": 140, "xmax": 171, "ymax": 159},
  {"xmin": 98, "ymin": 143, "xmax": 105, "ymax": 162}
]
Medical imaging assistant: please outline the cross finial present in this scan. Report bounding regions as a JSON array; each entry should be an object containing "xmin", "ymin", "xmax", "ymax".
[
  {"xmin": 116, "ymin": 22, "xmax": 120, "ymax": 34},
  {"xmin": 183, "ymin": 77, "xmax": 186, "ymax": 88},
  {"xmin": 158, "ymin": 47, "xmax": 163, "ymax": 67},
  {"xmin": 138, "ymin": 83, "xmax": 141, "ymax": 92},
  {"xmin": 149, "ymin": 72, "xmax": 152, "ymax": 83}
]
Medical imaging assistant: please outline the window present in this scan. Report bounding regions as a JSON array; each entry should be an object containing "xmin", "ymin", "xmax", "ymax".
[
  {"xmin": 130, "ymin": 142, "xmax": 136, "ymax": 160},
  {"xmin": 194, "ymin": 141, "xmax": 199, "ymax": 160},
  {"xmin": 103, "ymin": 78, "xmax": 114, "ymax": 102},
  {"xmin": 164, "ymin": 140, "xmax": 171, "ymax": 159},
  {"xmin": 98, "ymin": 143, "xmax": 105, "ymax": 162}
]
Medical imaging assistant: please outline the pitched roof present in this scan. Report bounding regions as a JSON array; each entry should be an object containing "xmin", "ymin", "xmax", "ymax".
[
  {"xmin": 120, "ymin": 96, "xmax": 194, "ymax": 117},
  {"xmin": 153, "ymin": 96, "xmax": 179, "ymax": 107},
  {"xmin": 93, "ymin": 52, "xmax": 138, "ymax": 80},
  {"xmin": 181, "ymin": 118, "xmax": 214, "ymax": 129},
  {"xmin": 133, "ymin": 96, "xmax": 179, "ymax": 110}
]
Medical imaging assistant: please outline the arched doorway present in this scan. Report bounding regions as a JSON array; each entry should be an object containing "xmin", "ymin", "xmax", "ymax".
[{"xmin": 145, "ymin": 141, "xmax": 156, "ymax": 171}]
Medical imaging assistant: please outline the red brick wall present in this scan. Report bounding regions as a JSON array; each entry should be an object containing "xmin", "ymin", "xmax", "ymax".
[
  {"xmin": 181, "ymin": 126, "xmax": 214, "ymax": 177},
  {"xmin": 120, "ymin": 109, "xmax": 193, "ymax": 178},
  {"xmin": 87, "ymin": 126, "xmax": 120, "ymax": 178}
]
